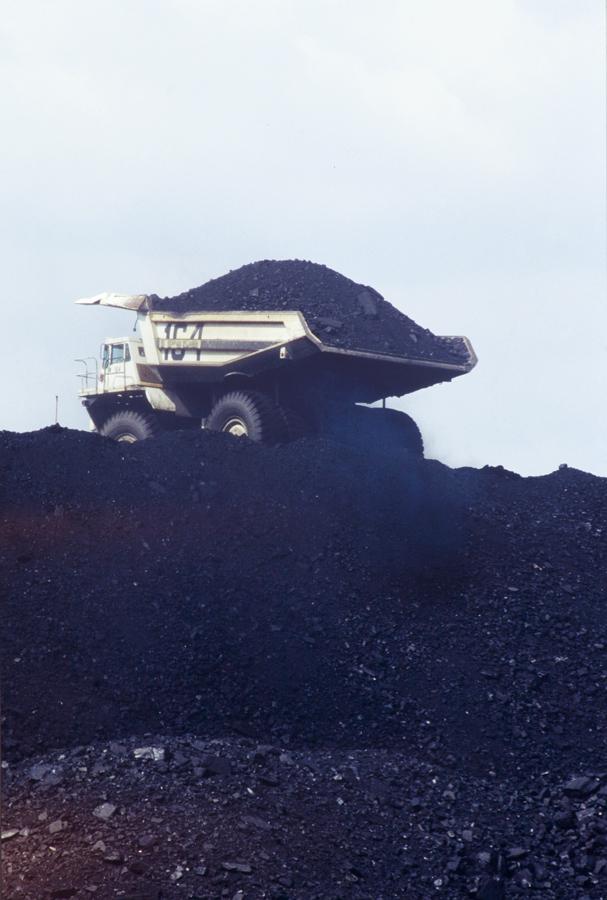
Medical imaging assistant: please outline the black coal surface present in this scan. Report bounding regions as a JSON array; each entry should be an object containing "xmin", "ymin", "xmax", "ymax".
[
  {"xmin": 1, "ymin": 426, "xmax": 606, "ymax": 899},
  {"xmin": 150, "ymin": 259, "xmax": 468, "ymax": 363}
]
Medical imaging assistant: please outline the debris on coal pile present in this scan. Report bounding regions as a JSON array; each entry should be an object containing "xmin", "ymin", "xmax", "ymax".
[
  {"xmin": 149, "ymin": 258, "xmax": 468, "ymax": 362},
  {"xmin": 5, "ymin": 737, "xmax": 607, "ymax": 900},
  {"xmin": 1, "ymin": 425, "xmax": 606, "ymax": 899}
]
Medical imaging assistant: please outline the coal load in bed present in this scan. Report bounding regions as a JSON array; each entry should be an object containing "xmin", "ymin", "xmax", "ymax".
[{"xmin": 150, "ymin": 258, "xmax": 468, "ymax": 363}]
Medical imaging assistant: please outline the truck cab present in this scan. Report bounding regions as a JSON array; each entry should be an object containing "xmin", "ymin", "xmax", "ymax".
[{"xmin": 99, "ymin": 338, "xmax": 143, "ymax": 394}]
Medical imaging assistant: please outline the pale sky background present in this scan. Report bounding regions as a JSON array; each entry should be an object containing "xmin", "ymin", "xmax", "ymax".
[{"xmin": 1, "ymin": 0, "xmax": 605, "ymax": 475}]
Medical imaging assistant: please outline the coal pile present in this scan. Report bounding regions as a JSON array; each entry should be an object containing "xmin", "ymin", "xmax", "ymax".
[
  {"xmin": 1, "ymin": 426, "xmax": 607, "ymax": 899},
  {"xmin": 0, "ymin": 426, "xmax": 463, "ymax": 757},
  {"xmin": 149, "ymin": 259, "xmax": 468, "ymax": 363}
]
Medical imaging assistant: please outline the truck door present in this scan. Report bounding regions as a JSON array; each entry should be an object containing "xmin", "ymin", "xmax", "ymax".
[{"xmin": 102, "ymin": 343, "xmax": 129, "ymax": 393}]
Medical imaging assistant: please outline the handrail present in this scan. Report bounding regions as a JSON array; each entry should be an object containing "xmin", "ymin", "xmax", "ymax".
[{"xmin": 75, "ymin": 357, "xmax": 99, "ymax": 392}]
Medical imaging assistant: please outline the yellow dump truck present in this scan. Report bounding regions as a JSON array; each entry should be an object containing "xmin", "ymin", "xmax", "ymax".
[{"xmin": 76, "ymin": 292, "xmax": 476, "ymax": 455}]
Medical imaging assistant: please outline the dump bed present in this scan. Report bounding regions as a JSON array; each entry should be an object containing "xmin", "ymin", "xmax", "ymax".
[
  {"xmin": 137, "ymin": 308, "xmax": 476, "ymax": 403},
  {"xmin": 77, "ymin": 292, "xmax": 476, "ymax": 403}
]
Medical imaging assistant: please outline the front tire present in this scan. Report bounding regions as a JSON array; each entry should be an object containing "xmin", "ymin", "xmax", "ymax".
[
  {"xmin": 99, "ymin": 410, "xmax": 160, "ymax": 443},
  {"xmin": 205, "ymin": 391, "xmax": 286, "ymax": 444}
]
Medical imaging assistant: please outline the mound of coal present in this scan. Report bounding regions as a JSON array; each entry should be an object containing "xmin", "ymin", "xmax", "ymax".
[
  {"xmin": 2, "ymin": 426, "xmax": 607, "ymax": 898},
  {"xmin": 0, "ymin": 426, "xmax": 463, "ymax": 761},
  {"xmin": 150, "ymin": 259, "xmax": 468, "ymax": 362}
]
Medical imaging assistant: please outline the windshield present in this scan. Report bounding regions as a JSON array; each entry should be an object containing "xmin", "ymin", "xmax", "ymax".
[
  {"xmin": 102, "ymin": 343, "xmax": 128, "ymax": 368},
  {"xmin": 110, "ymin": 344, "xmax": 125, "ymax": 364}
]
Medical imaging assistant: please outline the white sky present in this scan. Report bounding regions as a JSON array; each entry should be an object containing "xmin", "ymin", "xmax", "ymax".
[{"xmin": 1, "ymin": 1, "xmax": 605, "ymax": 475}]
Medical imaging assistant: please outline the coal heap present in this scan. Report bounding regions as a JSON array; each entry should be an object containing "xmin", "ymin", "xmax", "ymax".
[
  {"xmin": 150, "ymin": 259, "xmax": 468, "ymax": 363},
  {"xmin": 1, "ymin": 426, "xmax": 606, "ymax": 899}
]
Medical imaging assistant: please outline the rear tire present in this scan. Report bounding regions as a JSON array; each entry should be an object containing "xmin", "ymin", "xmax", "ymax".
[
  {"xmin": 373, "ymin": 408, "xmax": 424, "ymax": 457},
  {"xmin": 205, "ymin": 391, "xmax": 286, "ymax": 445},
  {"xmin": 99, "ymin": 410, "xmax": 161, "ymax": 443},
  {"xmin": 330, "ymin": 406, "xmax": 424, "ymax": 457}
]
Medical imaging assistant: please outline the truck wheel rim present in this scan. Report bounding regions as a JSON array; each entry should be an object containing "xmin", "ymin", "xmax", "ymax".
[{"xmin": 223, "ymin": 417, "xmax": 248, "ymax": 437}]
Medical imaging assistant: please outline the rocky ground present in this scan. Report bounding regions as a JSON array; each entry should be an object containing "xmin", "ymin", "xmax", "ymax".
[
  {"xmin": 148, "ymin": 259, "xmax": 469, "ymax": 362},
  {"xmin": 1, "ymin": 425, "xmax": 606, "ymax": 898}
]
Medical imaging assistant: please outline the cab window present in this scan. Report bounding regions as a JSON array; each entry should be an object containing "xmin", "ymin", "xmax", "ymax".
[{"xmin": 110, "ymin": 344, "xmax": 125, "ymax": 364}]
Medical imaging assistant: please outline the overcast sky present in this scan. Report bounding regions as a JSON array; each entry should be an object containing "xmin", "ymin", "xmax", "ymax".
[{"xmin": 1, "ymin": 1, "xmax": 605, "ymax": 475}]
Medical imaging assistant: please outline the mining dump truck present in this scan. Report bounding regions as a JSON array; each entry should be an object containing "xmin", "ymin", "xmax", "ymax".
[{"xmin": 76, "ymin": 292, "xmax": 476, "ymax": 456}]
